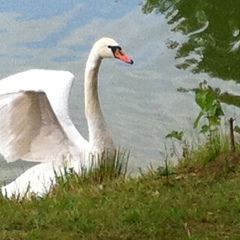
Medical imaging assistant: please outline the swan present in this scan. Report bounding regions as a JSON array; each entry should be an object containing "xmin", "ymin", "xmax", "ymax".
[{"xmin": 0, "ymin": 37, "xmax": 133, "ymax": 198}]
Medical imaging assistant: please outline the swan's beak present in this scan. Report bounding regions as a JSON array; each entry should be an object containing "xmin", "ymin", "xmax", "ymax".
[{"xmin": 114, "ymin": 49, "xmax": 134, "ymax": 64}]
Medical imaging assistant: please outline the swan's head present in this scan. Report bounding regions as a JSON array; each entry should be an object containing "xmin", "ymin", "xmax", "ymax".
[{"xmin": 93, "ymin": 37, "xmax": 134, "ymax": 64}]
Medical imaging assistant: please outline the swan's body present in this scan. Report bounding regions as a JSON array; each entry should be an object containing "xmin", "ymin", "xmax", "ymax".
[{"xmin": 0, "ymin": 37, "xmax": 133, "ymax": 198}]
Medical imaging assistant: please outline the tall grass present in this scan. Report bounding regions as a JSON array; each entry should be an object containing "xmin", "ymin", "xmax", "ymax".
[
  {"xmin": 1, "ymin": 134, "xmax": 240, "ymax": 239},
  {"xmin": 52, "ymin": 148, "xmax": 130, "ymax": 195}
]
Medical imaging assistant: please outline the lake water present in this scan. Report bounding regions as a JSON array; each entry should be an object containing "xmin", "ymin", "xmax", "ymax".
[{"xmin": 1, "ymin": 0, "xmax": 240, "ymax": 183}]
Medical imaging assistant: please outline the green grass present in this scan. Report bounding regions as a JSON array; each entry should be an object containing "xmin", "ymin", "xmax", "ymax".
[{"xmin": 1, "ymin": 142, "xmax": 240, "ymax": 239}]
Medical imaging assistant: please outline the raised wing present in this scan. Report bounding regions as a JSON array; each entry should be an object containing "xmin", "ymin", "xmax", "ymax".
[
  {"xmin": 0, "ymin": 91, "xmax": 83, "ymax": 162},
  {"xmin": 0, "ymin": 69, "xmax": 89, "ymax": 162}
]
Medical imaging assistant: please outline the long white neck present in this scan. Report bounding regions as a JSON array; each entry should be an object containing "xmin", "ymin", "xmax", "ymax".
[{"xmin": 84, "ymin": 49, "xmax": 115, "ymax": 157}]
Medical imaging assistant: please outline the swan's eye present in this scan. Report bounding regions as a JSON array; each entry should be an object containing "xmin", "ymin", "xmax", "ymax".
[{"xmin": 108, "ymin": 46, "xmax": 122, "ymax": 53}]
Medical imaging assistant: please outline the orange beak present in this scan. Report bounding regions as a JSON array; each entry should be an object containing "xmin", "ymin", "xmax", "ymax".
[{"xmin": 114, "ymin": 49, "xmax": 134, "ymax": 64}]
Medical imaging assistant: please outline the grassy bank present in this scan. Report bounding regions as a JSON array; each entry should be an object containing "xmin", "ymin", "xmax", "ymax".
[
  {"xmin": 1, "ymin": 142, "xmax": 240, "ymax": 240},
  {"xmin": 1, "ymin": 77, "xmax": 238, "ymax": 239}
]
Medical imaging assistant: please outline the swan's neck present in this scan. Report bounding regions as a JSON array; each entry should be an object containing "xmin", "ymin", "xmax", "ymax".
[{"xmin": 84, "ymin": 52, "xmax": 114, "ymax": 157}]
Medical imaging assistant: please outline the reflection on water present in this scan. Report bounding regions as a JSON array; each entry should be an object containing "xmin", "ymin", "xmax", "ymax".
[
  {"xmin": 1, "ymin": 0, "xmax": 240, "ymax": 183},
  {"xmin": 142, "ymin": 0, "xmax": 240, "ymax": 128},
  {"xmin": 143, "ymin": 0, "xmax": 240, "ymax": 82}
]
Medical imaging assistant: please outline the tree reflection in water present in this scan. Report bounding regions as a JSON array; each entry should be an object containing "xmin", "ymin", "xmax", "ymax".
[{"xmin": 142, "ymin": 0, "xmax": 240, "ymax": 106}]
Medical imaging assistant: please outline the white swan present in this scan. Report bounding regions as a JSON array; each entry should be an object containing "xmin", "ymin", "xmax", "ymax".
[{"xmin": 0, "ymin": 37, "xmax": 133, "ymax": 198}]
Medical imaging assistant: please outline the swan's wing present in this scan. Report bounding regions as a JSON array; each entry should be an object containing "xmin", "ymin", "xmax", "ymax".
[
  {"xmin": 0, "ymin": 69, "xmax": 88, "ymax": 148},
  {"xmin": 0, "ymin": 91, "xmax": 83, "ymax": 162},
  {"xmin": 1, "ymin": 157, "xmax": 88, "ymax": 199},
  {"xmin": 1, "ymin": 161, "xmax": 58, "ymax": 199}
]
